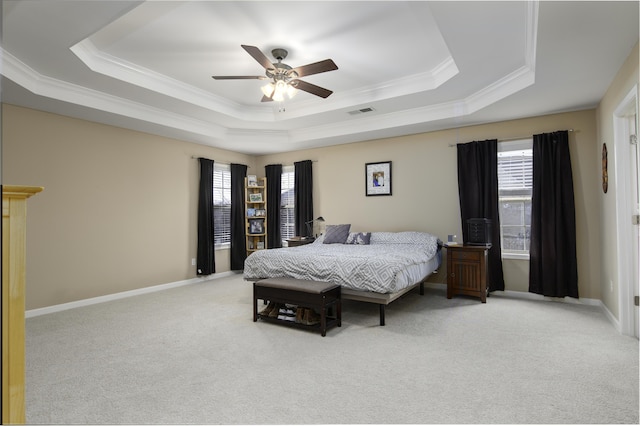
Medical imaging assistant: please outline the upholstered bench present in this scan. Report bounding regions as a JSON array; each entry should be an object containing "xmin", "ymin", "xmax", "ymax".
[{"xmin": 253, "ymin": 277, "xmax": 341, "ymax": 336}]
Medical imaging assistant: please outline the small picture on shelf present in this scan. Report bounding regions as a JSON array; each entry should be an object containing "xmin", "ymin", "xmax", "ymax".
[
  {"xmin": 247, "ymin": 175, "xmax": 258, "ymax": 186},
  {"xmin": 249, "ymin": 218, "xmax": 265, "ymax": 234},
  {"xmin": 249, "ymin": 193, "xmax": 263, "ymax": 203},
  {"xmin": 247, "ymin": 208, "xmax": 256, "ymax": 217},
  {"xmin": 255, "ymin": 209, "xmax": 266, "ymax": 217},
  {"xmin": 257, "ymin": 241, "xmax": 265, "ymax": 249}
]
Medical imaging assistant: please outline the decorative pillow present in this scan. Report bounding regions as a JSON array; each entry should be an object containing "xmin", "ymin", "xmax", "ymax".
[
  {"xmin": 323, "ymin": 224, "xmax": 351, "ymax": 244},
  {"xmin": 345, "ymin": 232, "xmax": 371, "ymax": 245},
  {"xmin": 370, "ymin": 231, "xmax": 437, "ymax": 245}
]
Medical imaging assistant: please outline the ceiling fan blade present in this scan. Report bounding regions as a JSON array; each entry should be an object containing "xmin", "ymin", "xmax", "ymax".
[
  {"xmin": 212, "ymin": 75, "xmax": 267, "ymax": 80},
  {"xmin": 293, "ymin": 80, "xmax": 333, "ymax": 98},
  {"xmin": 291, "ymin": 59, "xmax": 338, "ymax": 77},
  {"xmin": 241, "ymin": 45, "xmax": 275, "ymax": 71},
  {"xmin": 261, "ymin": 95, "xmax": 273, "ymax": 103}
]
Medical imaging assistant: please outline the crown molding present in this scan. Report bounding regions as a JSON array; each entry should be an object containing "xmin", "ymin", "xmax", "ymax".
[
  {"xmin": 1, "ymin": 1, "xmax": 537, "ymax": 150},
  {"xmin": 288, "ymin": 64, "xmax": 535, "ymax": 145},
  {"xmin": 1, "ymin": 48, "xmax": 227, "ymax": 139},
  {"xmin": 70, "ymin": 39, "xmax": 275, "ymax": 123},
  {"xmin": 2, "ymin": 45, "xmax": 535, "ymax": 148},
  {"xmin": 525, "ymin": 1, "xmax": 539, "ymax": 69},
  {"xmin": 70, "ymin": 38, "xmax": 460, "ymax": 123}
]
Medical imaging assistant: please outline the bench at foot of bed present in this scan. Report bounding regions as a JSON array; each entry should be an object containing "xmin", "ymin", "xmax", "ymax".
[
  {"xmin": 341, "ymin": 281, "xmax": 425, "ymax": 326},
  {"xmin": 253, "ymin": 277, "xmax": 341, "ymax": 337}
]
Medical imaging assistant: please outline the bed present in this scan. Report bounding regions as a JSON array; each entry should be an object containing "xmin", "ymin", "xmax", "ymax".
[{"xmin": 243, "ymin": 230, "xmax": 442, "ymax": 325}]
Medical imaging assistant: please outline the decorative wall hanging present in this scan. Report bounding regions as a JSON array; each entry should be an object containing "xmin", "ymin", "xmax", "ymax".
[
  {"xmin": 602, "ymin": 142, "xmax": 608, "ymax": 193},
  {"xmin": 365, "ymin": 161, "xmax": 392, "ymax": 196}
]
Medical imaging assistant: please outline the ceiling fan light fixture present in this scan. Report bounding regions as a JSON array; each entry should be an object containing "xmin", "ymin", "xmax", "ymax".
[
  {"xmin": 272, "ymin": 80, "xmax": 288, "ymax": 102},
  {"xmin": 213, "ymin": 45, "xmax": 337, "ymax": 103},
  {"xmin": 272, "ymin": 90, "xmax": 285, "ymax": 102},
  {"xmin": 261, "ymin": 82, "xmax": 275, "ymax": 98},
  {"xmin": 286, "ymin": 84, "xmax": 297, "ymax": 99}
]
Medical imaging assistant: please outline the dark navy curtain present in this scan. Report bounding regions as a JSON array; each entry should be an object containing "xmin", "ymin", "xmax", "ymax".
[
  {"xmin": 265, "ymin": 164, "xmax": 283, "ymax": 248},
  {"xmin": 197, "ymin": 158, "xmax": 215, "ymax": 275},
  {"xmin": 456, "ymin": 139, "xmax": 505, "ymax": 292},
  {"xmin": 230, "ymin": 163, "xmax": 247, "ymax": 270},
  {"xmin": 294, "ymin": 160, "xmax": 313, "ymax": 237},
  {"xmin": 529, "ymin": 130, "xmax": 579, "ymax": 298}
]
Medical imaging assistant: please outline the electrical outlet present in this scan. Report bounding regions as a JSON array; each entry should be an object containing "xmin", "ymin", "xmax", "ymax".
[{"xmin": 191, "ymin": 258, "xmax": 196, "ymax": 266}]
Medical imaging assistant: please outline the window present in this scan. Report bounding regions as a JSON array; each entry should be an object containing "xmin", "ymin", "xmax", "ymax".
[
  {"xmin": 498, "ymin": 140, "xmax": 533, "ymax": 258},
  {"xmin": 213, "ymin": 163, "xmax": 231, "ymax": 247},
  {"xmin": 280, "ymin": 166, "xmax": 295, "ymax": 243}
]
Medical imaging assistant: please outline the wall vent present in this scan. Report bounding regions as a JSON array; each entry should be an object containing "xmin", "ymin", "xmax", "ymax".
[{"xmin": 348, "ymin": 107, "xmax": 376, "ymax": 115}]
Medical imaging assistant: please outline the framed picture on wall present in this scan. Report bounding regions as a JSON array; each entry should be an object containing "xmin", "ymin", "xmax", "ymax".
[
  {"xmin": 602, "ymin": 143, "xmax": 608, "ymax": 193},
  {"xmin": 365, "ymin": 161, "xmax": 392, "ymax": 196}
]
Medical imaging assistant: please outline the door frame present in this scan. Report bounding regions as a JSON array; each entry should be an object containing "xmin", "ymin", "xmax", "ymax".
[{"xmin": 613, "ymin": 85, "xmax": 639, "ymax": 337}]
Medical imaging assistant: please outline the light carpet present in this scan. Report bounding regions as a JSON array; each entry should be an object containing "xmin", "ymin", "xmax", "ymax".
[{"xmin": 26, "ymin": 273, "xmax": 639, "ymax": 424}]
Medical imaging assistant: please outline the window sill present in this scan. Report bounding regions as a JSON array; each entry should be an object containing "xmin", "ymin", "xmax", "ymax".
[{"xmin": 502, "ymin": 252, "xmax": 529, "ymax": 261}]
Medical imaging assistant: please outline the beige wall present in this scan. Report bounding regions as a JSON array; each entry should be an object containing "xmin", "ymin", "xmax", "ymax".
[
  {"xmin": 3, "ymin": 105, "xmax": 254, "ymax": 310},
  {"xmin": 256, "ymin": 110, "xmax": 601, "ymax": 298},
  {"xmin": 1, "ymin": 104, "xmax": 608, "ymax": 309},
  {"xmin": 596, "ymin": 42, "xmax": 639, "ymax": 320}
]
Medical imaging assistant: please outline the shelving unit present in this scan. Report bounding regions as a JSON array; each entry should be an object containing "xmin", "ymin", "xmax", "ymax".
[
  {"xmin": 245, "ymin": 176, "xmax": 267, "ymax": 257},
  {"xmin": 3, "ymin": 185, "xmax": 43, "ymax": 424}
]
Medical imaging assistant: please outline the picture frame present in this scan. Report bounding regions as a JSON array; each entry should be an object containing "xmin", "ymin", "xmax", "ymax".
[
  {"xmin": 365, "ymin": 161, "xmax": 392, "ymax": 196},
  {"xmin": 256, "ymin": 241, "xmax": 265, "ymax": 250},
  {"xmin": 249, "ymin": 193, "xmax": 263, "ymax": 203},
  {"xmin": 247, "ymin": 175, "xmax": 258, "ymax": 186},
  {"xmin": 248, "ymin": 218, "xmax": 265, "ymax": 234},
  {"xmin": 255, "ymin": 209, "xmax": 266, "ymax": 217},
  {"xmin": 602, "ymin": 142, "xmax": 608, "ymax": 193},
  {"xmin": 247, "ymin": 208, "xmax": 256, "ymax": 217}
]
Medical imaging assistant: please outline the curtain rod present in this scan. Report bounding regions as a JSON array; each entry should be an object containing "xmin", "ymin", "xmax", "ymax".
[
  {"xmin": 448, "ymin": 129, "xmax": 575, "ymax": 147},
  {"xmin": 192, "ymin": 157, "xmax": 318, "ymax": 167},
  {"xmin": 281, "ymin": 160, "xmax": 319, "ymax": 166},
  {"xmin": 191, "ymin": 156, "xmax": 251, "ymax": 168}
]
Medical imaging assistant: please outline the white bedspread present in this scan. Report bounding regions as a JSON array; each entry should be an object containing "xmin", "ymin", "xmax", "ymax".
[{"xmin": 243, "ymin": 231, "xmax": 440, "ymax": 293}]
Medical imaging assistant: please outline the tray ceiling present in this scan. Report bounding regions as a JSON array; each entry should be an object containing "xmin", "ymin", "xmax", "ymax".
[{"xmin": 1, "ymin": 1, "xmax": 638, "ymax": 154}]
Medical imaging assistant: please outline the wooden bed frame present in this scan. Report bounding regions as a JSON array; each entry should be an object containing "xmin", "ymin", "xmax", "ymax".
[
  {"xmin": 340, "ymin": 244, "xmax": 442, "ymax": 326},
  {"xmin": 341, "ymin": 277, "xmax": 430, "ymax": 326}
]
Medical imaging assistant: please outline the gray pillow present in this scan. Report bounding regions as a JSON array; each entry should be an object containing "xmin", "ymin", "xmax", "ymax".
[
  {"xmin": 323, "ymin": 224, "xmax": 351, "ymax": 244},
  {"xmin": 345, "ymin": 232, "xmax": 371, "ymax": 245}
]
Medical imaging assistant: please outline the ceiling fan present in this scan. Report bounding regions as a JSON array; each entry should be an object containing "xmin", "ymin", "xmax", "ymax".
[{"xmin": 212, "ymin": 45, "xmax": 338, "ymax": 102}]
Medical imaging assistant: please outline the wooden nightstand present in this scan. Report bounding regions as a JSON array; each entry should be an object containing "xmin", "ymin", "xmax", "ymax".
[
  {"xmin": 445, "ymin": 244, "xmax": 491, "ymax": 303},
  {"xmin": 286, "ymin": 236, "xmax": 315, "ymax": 247}
]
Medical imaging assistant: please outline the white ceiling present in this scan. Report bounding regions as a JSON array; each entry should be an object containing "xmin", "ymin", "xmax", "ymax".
[{"xmin": 1, "ymin": 1, "xmax": 638, "ymax": 155}]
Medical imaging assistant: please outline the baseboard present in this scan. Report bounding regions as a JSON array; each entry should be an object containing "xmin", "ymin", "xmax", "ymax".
[
  {"xmin": 598, "ymin": 300, "xmax": 622, "ymax": 333},
  {"xmin": 493, "ymin": 290, "xmax": 621, "ymax": 332},
  {"xmin": 25, "ymin": 271, "xmax": 239, "ymax": 318},
  {"xmin": 491, "ymin": 289, "xmax": 601, "ymax": 306},
  {"xmin": 27, "ymin": 276, "xmax": 623, "ymax": 334},
  {"xmin": 424, "ymin": 283, "xmax": 620, "ymax": 331}
]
